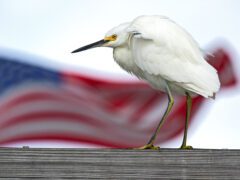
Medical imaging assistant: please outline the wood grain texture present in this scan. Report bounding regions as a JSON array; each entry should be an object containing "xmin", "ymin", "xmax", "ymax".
[{"xmin": 0, "ymin": 148, "xmax": 240, "ymax": 179}]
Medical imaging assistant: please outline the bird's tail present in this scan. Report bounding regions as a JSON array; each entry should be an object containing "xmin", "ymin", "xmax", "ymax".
[{"xmin": 182, "ymin": 47, "xmax": 237, "ymax": 99}]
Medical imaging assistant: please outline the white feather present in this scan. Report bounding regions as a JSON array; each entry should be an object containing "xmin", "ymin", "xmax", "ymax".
[{"xmin": 124, "ymin": 15, "xmax": 220, "ymax": 98}]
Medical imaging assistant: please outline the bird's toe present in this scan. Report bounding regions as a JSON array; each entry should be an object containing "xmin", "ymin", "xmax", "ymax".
[
  {"xmin": 134, "ymin": 144, "xmax": 160, "ymax": 150},
  {"xmin": 180, "ymin": 145, "xmax": 193, "ymax": 150}
]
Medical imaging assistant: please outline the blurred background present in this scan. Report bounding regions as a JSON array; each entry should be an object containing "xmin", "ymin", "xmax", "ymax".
[{"xmin": 0, "ymin": 0, "xmax": 239, "ymax": 149}]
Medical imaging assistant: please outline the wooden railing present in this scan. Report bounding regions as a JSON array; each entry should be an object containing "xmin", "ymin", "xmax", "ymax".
[{"xmin": 0, "ymin": 148, "xmax": 240, "ymax": 179}]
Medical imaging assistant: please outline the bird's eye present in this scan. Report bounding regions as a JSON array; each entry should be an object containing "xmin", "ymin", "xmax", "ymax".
[{"xmin": 112, "ymin": 34, "xmax": 117, "ymax": 40}]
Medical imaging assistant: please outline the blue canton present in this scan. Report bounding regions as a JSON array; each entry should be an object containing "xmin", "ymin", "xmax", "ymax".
[{"xmin": 0, "ymin": 56, "xmax": 61, "ymax": 94}]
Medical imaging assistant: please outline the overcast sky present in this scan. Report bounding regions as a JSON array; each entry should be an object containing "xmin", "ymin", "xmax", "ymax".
[{"xmin": 0, "ymin": 0, "xmax": 240, "ymax": 149}]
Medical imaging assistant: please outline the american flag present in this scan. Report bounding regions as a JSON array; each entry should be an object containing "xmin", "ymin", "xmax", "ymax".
[{"xmin": 0, "ymin": 46, "xmax": 237, "ymax": 148}]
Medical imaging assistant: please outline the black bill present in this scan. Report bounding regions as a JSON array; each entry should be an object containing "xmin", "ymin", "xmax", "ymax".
[{"xmin": 71, "ymin": 39, "xmax": 109, "ymax": 53}]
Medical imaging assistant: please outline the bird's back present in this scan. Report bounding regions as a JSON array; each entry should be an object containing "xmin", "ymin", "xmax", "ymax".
[{"xmin": 127, "ymin": 15, "xmax": 220, "ymax": 98}]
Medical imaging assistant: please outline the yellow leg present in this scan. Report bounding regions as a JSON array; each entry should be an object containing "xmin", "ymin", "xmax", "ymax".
[
  {"xmin": 180, "ymin": 92, "xmax": 193, "ymax": 150},
  {"xmin": 137, "ymin": 82, "xmax": 174, "ymax": 150}
]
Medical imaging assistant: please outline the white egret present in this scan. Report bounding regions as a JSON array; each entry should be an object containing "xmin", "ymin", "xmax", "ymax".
[{"xmin": 72, "ymin": 15, "xmax": 220, "ymax": 150}]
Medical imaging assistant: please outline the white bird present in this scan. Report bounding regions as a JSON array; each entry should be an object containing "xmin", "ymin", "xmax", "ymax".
[{"xmin": 72, "ymin": 15, "xmax": 220, "ymax": 150}]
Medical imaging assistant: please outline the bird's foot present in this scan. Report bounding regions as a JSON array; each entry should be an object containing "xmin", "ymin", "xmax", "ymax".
[
  {"xmin": 134, "ymin": 143, "xmax": 160, "ymax": 150},
  {"xmin": 180, "ymin": 145, "xmax": 193, "ymax": 150}
]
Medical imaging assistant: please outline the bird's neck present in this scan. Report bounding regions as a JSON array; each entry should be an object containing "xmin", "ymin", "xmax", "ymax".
[
  {"xmin": 113, "ymin": 46, "xmax": 144, "ymax": 78},
  {"xmin": 113, "ymin": 46, "xmax": 131, "ymax": 68}
]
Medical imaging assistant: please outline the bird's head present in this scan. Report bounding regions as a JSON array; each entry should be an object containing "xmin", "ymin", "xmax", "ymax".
[{"xmin": 72, "ymin": 22, "xmax": 130, "ymax": 53}]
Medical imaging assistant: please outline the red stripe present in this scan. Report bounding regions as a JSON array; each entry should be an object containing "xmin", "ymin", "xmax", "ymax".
[
  {"xmin": 63, "ymin": 72, "xmax": 150, "ymax": 90},
  {"xmin": 107, "ymin": 92, "xmax": 136, "ymax": 110},
  {"xmin": 207, "ymin": 49, "xmax": 237, "ymax": 87}
]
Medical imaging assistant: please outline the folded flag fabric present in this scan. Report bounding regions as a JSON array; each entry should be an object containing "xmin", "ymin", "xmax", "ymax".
[{"xmin": 0, "ymin": 46, "xmax": 237, "ymax": 148}]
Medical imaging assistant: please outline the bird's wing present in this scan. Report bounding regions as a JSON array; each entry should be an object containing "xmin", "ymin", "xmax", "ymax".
[
  {"xmin": 127, "ymin": 16, "xmax": 220, "ymax": 97},
  {"xmin": 127, "ymin": 15, "xmax": 204, "ymax": 64}
]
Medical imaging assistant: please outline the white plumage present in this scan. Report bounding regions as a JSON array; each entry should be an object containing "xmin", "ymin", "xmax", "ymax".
[
  {"xmin": 110, "ymin": 15, "xmax": 220, "ymax": 98},
  {"xmin": 72, "ymin": 15, "xmax": 221, "ymax": 149}
]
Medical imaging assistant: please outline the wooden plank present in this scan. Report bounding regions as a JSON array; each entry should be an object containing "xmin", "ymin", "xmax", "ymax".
[{"xmin": 0, "ymin": 148, "xmax": 240, "ymax": 179}]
